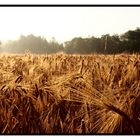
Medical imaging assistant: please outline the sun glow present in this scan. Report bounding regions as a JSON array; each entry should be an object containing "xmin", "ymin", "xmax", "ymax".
[{"xmin": 0, "ymin": 7, "xmax": 140, "ymax": 43}]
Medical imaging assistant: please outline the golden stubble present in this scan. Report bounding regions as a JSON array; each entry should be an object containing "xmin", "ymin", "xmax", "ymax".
[{"xmin": 0, "ymin": 53, "xmax": 140, "ymax": 134}]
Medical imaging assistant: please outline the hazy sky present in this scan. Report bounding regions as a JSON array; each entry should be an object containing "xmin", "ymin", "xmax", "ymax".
[{"xmin": 0, "ymin": 7, "xmax": 140, "ymax": 43}]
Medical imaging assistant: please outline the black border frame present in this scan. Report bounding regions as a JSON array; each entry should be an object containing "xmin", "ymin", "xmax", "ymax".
[{"xmin": 0, "ymin": 4, "xmax": 140, "ymax": 6}]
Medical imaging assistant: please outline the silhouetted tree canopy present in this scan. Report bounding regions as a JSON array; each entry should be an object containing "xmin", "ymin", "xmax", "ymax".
[
  {"xmin": 1, "ymin": 27, "xmax": 140, "ymax": 54},
  {"xmin": 2, "ymin": 34, "xmax": 63, "ymax": 54},
  {"xmin": 120, "ymin": 27, "xmax": 140, "ymax": 53},
  {"xmin": 64, "ymin": 27, "xmax": 140, "ymax": 54}
]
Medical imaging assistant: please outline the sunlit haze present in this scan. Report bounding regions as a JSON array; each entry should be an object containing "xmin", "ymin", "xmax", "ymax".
[{"xmin": 0, "ymin": 7, "xmax": 140, "ymax": 43}]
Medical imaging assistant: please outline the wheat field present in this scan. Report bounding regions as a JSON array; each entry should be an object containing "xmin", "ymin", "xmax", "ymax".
[{"xmin": 0, "ymin": 53, "xmax": 140, "ymax": 134}]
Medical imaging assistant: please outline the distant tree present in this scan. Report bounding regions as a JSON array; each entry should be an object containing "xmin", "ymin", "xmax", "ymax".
[
  {"xmin": 2, "ymin": 35, "xmax": 63, "ymax": 54},
  {"xmin": 101, "ymin": 34, "xmax": 122, "ymax": 54},
  {"xmin": 46, "ymin": 37, "xmax": 64, "ymax": 53},
  {"xmin": 64, "ymin": 37, "xmax": 101, "ymax": 54},
  {"xmin": 0, "ymin": 41, "xmax": 2, "ymax": 53},
  {"xmin": 120, "ymin": 27, "xmax": 140, "ymax": 53}
]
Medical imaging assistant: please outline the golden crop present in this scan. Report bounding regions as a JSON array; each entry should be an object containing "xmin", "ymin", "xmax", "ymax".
[{"xmin": 0, "ymin": 53, "xmax": 140, "ymax": 134}]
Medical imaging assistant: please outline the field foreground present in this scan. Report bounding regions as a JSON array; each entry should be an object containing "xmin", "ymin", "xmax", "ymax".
[{"xmin": 0, "ymin": 53, "xmax": 140, "ymax": 134}]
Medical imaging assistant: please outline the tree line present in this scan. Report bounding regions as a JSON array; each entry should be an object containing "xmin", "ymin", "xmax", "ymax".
[
  {"xmin": 1, "ymin": 27, "xmax": 140, "ymax": 54},
  {"xmin": 1, "ymin": 35, "xmax": 63, "ymax": 54}
]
